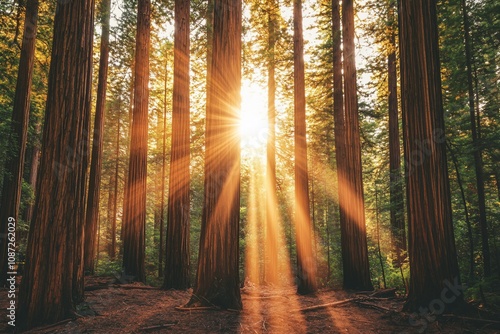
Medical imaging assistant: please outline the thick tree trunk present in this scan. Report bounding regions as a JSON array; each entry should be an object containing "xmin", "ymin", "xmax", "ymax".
[
  {"xmin": 164, "ymin": 0, "xmax": 191, "ymax": 290},
  {"xmin": 340, "ymin": 0, "xmax": 373, "ymax": 291},
  {"xmin": 121, "ymin": 0, "xmax": 150, "ymax": 283},
  {"xmin": 399, "ymin": 0, "xmax": 461, "ymax": 311},
  {"xmin": 264, "ymin": 0, "xmax": 279, "ymax": 285},
  {"xmin": 461, "ymin": 0, "xmax": 490, "ymax": 277},
  {"xmin": 189, "ymin": 0, "xmax": 242, "ymax": 310},
  {"xmin": 18, "ymin": 0, "xmax": 94, "ymax": 328},
  {"xmin": 0, "ymin": 0, "xmax": 38, "ymax": 284},
  {"xmin": 387, "ymin": 1, "xmax": 406, "ymax": 265},
  {"xmin": 84, "ymin": 0, "xmax": 112, "ymax": 275},
  {"xmin": 293, "ymin": 0, "xmax": 317, "ymax": 295}
]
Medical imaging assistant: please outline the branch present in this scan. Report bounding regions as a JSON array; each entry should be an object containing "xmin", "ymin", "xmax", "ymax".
[{"xmin": 296, "ymin": 298, "xmax": 359, "ymax": 312}]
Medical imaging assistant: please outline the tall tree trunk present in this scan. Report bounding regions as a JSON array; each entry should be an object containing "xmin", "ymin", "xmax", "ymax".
[
  {"xmin": 340, "ymin": 0, "xmax": 373, "ymax": 291},
  {"xmin": 399, "ymin": 0, "xmax": 461, "ymax": 310},
  {"xmin": 264, "ymin": 0, "xmax": 279, "ymax": 285},
  {"xmin": 84, "ymin": 0, "xmax": 112, "ymax": 275},
  {"xmin": 0, "ymin": 0, "xmax": 38, "ymax": 284},
  {"xmin": 332, "ymin": 0, "xmax": 346, "ymax": 285},
  {"xmin": 293, "ymin": 0, "xmax": 317, "ymax": 295},
  {"xmin": 164, "ymin": 0, "xmax": 190, "ymax": 289},
  {"xmin": 18, "ymin": 0, "xmax": 94, "ymax": 328},
  {"xmin": 387, "ymin": 0, "xmax": 406, "ymax": 266},
  {"xmin": 189, "ymin": 0, "xmax": 242, "ymax": 309},
  {"xmin": 121, "ymin": 0, "xmax": 150, "ymax": 283},
  {"xmin": 461, "ymin": 0, "xmax": 490, "ymax": 277}
]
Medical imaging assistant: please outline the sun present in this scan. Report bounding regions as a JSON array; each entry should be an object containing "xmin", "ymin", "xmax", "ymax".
[{"xmin": 239, "ymin": 80, "xmax": 269, "ymax": 157}]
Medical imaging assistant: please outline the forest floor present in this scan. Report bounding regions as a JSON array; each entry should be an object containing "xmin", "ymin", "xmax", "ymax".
[{"xmin": 1, "ymin": 276, "xmax": 499, "ymax": 333}]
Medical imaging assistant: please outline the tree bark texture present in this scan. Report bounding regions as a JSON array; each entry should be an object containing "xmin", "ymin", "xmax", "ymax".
[
  {"xmin": 164, "ymin": 0, "xmax": 191, "ymax": 289},
  {"xmin": 340, "ymin": 0, "xmax": 373, "ymax": 291},
  {"xmin": 84, "ymin": 0, "xmax": 112, "ymax": 274},
  {"xmin": 18, "ymin": 0, "xmax": 94, "ymax": 328},
  {"xmin": 294, "ymin": 0, "xmax": 317, "ymax": 295},
  {"xmin": 399, "ymin": 0, "xmax": 461, "ymax": 310},
  {"xmin": 190, "ymin": 0, "xmax": 243, "ymax": 310},
  {"xmin": 121, "ymin": 0, "xmax": 150, "ymax": 283},
  {"xmin": 387, "ymin": 0, "xmax": 406, "ymax": 265}
]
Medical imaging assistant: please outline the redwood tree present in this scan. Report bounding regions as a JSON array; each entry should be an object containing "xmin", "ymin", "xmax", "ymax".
[
  {"xmin": 293, "ymin": 0, "xmax": 317, "ymax": 295},
  {"xmin": 387, "ymin": 0, "xmax": 406, "ymax": 264},
  {"xmin": 121, "ymin": 0, "xmax": 150, "ymax": 283},
  {"xmin": 84, "ymin": 0, "xmax": 112, "ymax": 274},
  {"xmin": 18, "ymin": 0, "xmax": 94, "ymax": 328},
  {"xmin": 340, "ymin": 0, "xmax": 373, "ymax": 291},
  {"xmin": 164, "ymin": 0, "xmax": 190, "ymax": 289},
  {"xmin": 0, "ymin": 0, "xmax": 38, "ymax": 284},
  {"xmin": 264, "ymin": 0, "xmax": 279, "ymax": 285},
  {"xmin": 189, "ymin": 0, "xmax": 242, "ymax": 309},
  {"xmin": 399, "ymin": 0, "xmax": 461, "ymax": 310}
]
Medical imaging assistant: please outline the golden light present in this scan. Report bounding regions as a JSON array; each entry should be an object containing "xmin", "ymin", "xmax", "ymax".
[{"xmin": 239, "ymin": 80, "xmax": 268, "ymax": 155}]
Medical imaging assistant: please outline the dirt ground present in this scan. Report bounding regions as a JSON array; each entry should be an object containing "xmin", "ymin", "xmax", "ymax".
[{"xmin": 1, "ymin": 276, "xmax": 498, "ymax": 333}]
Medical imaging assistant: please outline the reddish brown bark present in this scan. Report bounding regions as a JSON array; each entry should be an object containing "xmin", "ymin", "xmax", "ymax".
[
  {"xmin": 340, "ymin": 0, "xmax": 373, "ymax": 291},
  {"xmin": 293, "ymin": 0, "xmax": 316, "ymax": 295},
  {"xmin": 18, "ymin": 0, "xmax": 94, "ymax": 328},
  {"xmin": 399, "ymin": 0, "xmax": 461, "ymax": 310},
  {"xmin": 189, "ymin": 0, "xmax": 242, "ymax": 309},
  {"xmin": 164, "ymin": 0, "xmax": 191, "ymax": 289},
  {"xmin": 84, "ymin": 0, "xmax": 112, "ymax": 274},
  {"xmin": 121, "ymin": 0, "xmax": 151, "ymax": 283}
]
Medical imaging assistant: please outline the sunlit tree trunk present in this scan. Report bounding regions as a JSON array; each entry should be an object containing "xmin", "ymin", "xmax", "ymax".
[
  {"xmin": 399, "ymin": 0, "xmax": 461, "ymax": 310},
  {"xmin": 164, "ymin": 0, "xmax": 191, "ymax": 289},
  {"xmin": 0, "ymin": 0, "xmax": 38, "ymax": 284},
  {"xmin": 189, "ymin": 0, "xmax": 242, "ymax": 309},
  {"xmin": 264, "ymin": 0, "xmax": 279, "ymax": 285},
  {"xmin": 121, "ymin": 0, "xmax": 150, "ymax": 283},
  {"xmin": 461, "ymin": 0, "xmax": 490, "ymax": 277},
  {"xmin": 387, "ymin": 0, "xmax": 406, "ymax": 265},
  {"xmin": 18, "ymin": 0, "xmax": 94, "ymax": 328},
  {"xmin": 340, "ymin": 0, "xmax": 373, "ymax": 291},
  {"xmin": 293, "ymin": 0, "xmax": 317, "ymax": 295},
  {"xmin": 84, "ymin": 0, "xmax": 112, "ymax": 275},
  {"xmin": 332, "ymin": 0, "xmax": 345, "ymax": 239}
]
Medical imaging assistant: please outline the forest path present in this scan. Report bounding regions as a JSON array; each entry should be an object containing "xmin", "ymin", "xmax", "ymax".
[{"xmin": 0, "ymin": 276, "xmax": 496, "ymax": 333}]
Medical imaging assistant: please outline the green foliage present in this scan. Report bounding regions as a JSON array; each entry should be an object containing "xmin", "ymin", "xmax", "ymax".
[{"xmin": 464, "ymin": 276, "xmax": 500, "ymax": 313}]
